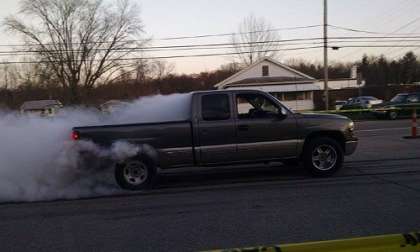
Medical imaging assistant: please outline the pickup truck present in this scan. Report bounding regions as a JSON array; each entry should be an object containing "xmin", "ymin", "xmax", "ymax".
[{"xmin": 72, "ymin": 90, "xmax": 358, "ymax": 190}]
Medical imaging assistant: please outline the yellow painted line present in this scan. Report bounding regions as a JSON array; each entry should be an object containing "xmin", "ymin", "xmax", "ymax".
[
  {"xmin": 204, "ymin": 232, "xmax": 420, "ymax": 252},
  {"xmin": 307, "ymin": 107, "xmax": 420, "ymax": 114}
]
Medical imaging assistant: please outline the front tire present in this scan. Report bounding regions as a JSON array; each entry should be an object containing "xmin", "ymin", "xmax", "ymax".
[
  {"xmin": 388, "ymin": 110, "xmax": 398, "ymax": 120},
  {"xmin": 303, "ymin": 137, "xmax": 343, "ymax": 177},
  {"xmin": 115, "ymin": 156, "xmax": 157, "ymax": 190}
]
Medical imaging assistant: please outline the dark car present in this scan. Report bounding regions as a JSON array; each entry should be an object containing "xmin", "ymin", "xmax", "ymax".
[
  {"xmin": 372, "ymin": 92, "xmax": 420, "ymax": 120},
  {"xmin": 340, "ymin": 96, "xmax": 383, "ymax": 110},
  {"xmin": 72, "ymin": 90, "xmax": 358, "ymax": 190}
]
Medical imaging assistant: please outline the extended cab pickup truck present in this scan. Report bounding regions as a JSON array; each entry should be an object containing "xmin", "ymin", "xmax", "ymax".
[{"xmin": 72, "ymin": 90, "xmax": 358, "ymax": 190}]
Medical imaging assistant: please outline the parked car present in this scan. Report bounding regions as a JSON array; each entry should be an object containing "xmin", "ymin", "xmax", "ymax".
[
  {"xmin": 72, "ymin": 90, "xmax": 358, "ymax": 190},
  {"xmin": 372, "ymin": 92, "xmax": 420, "ymax": 120},
  {"xmin": 340, "ymin": 96, "xmax": 383, "ymax": 110},
  {"xmin": 334, "ymin": 100, "xmax": 347, "ymax": 110}
]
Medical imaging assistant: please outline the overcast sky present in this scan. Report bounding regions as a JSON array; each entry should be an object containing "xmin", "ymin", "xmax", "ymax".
[{"xmin": 0, "ymin": 0, "xmax": 420, "ymax": 74}]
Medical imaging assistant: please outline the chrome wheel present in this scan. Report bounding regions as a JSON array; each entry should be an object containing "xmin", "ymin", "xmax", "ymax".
[
  {"xmin": 312, "ymin": 144, "xmax": 337, "ymax": 171},
  {"xmin": 123, "ymin": 160, "xmax": 148, "ymax": 186}
]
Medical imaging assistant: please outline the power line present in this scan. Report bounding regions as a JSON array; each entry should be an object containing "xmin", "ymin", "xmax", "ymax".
[
  {"xmin": 339, "ymin": 16, "xmax": 420, "ymax": 59},
  {"xmin": 155, "ymin": 25, "xmax": 322, "ymax": 41},
  {"xmin": 0, "ymin": 37, "xmax": 325, "ymax": 54},
  {"xmin": 0, "ymin": 25, "xmax": 322, "ymax": 48},
  {"xmin": 4, "ymin": 36, "xmax": 420, "ymax": 55},
  {"xmin": 0, "ymin": 46, "xmax": 325, "ymax": 65},
  {"xmin": 329, "ymin": 24, "xmax": 420, "ymax": 35}
]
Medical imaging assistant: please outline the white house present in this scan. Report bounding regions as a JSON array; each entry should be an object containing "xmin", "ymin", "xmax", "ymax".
[
  {"xmin": 215, "ymin": 57, "xmax": 360, "ymax": 111},
  {"xmin": 20, "ymin": 100, "xmax": 63, "ymax": 117}
]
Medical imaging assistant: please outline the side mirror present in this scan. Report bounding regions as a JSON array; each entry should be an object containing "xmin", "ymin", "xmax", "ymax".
[{"xmin": 277, "ymin": 107, "xmax": 288, "ymax": 120}]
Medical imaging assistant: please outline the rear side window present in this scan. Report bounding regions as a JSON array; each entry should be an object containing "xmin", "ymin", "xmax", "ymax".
[
  {"xmin": 201, "ymin": 94, "xmax": 230, "ymax": 121},
  {"xmin": 407, "ymin": 94, "xmax": 420, "ymax": 103}
]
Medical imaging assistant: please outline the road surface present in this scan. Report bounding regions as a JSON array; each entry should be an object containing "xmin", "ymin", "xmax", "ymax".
[{"xmin": 1, "ymin": 119, "xmax": 419, "ymax": 252}]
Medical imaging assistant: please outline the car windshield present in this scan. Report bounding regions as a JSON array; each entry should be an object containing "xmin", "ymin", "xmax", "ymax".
[
  {"xmin": 363, "ymin": 97, "xmax": 377, "ymax": 100},
  {"xmin": 391, "ymin": 94, "xmax": 408, "ymax": 103}
]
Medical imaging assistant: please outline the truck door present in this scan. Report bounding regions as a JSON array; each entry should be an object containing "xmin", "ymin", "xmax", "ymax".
[
  {"xmin": 196, "ymin": 93, "xmax": 237, "ymax": 165},
  {"xmin": 234, "ymin": 92, "xmax": 298, "ymax": 161}
]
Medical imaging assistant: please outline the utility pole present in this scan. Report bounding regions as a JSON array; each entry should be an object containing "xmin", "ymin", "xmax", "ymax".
[{"xmin": 323, "ymin": 0, "xmax": 329, "ymax": 110}]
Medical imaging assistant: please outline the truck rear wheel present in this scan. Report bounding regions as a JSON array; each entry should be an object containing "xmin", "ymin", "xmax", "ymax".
[
  {"xmin": 115, "ymin": 156, "xmax": 156, "ymax": 190},
  {"xmin": 303, "ymin": 137, "xmax": 343, "ymax": 177}
]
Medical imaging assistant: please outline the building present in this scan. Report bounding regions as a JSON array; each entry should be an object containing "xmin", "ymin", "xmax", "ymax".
[
  {"xmin": 215, "ymin": 57, "xmax": 359, "ymax": 111},
  {"xmin": 20, "ymin": 100, "xmax": 63, "ymax": 117}
]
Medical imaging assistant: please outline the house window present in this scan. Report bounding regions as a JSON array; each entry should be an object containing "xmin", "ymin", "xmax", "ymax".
[
  {"xmin": 296, "ymin": 92, "xmax": 305, "ymax": 100},
  {"xmin": 262, "ymin": 65, "xmax": 269, "ymax": 76},
  {"xmin": 283, "ymin": 92, "xmax": 297, "ymax": 101},
  {"xmin": 305, "ymin": 91, "xmax": 312, "ymax": 100},
  {"xmin": 270, "ymin": 92, "xmax": 284, "ymax": 101}
]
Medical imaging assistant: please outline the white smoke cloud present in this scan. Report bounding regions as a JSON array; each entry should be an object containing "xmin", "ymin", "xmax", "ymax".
[{"xmin": 0, "ymin": 93, "xmax": 191, "ymax": 202}]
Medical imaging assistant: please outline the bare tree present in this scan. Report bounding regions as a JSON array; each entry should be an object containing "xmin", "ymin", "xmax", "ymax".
[
  {"xmin": 4, "ymin": 0, "xmax": 147, "ymax": 103},
  {"xmin": 231, "ymin": 14, "xmax": 281, "ymax": 66},
  {"xmin": 133, "ymin": 59, "xmax": 174, "ymax": 84},
  {"xmin": 150, "ymin": 60, "xmax": 175, "ymax": 80}
]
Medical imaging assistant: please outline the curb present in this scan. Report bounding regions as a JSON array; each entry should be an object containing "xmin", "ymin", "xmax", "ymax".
[{"xmin": 204, "ymin": 232, "xmax": 420, "ymax": 252}]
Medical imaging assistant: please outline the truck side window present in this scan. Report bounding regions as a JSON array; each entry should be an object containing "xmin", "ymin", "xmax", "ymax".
[
  {"xmin": 236, "ymin": 93, "xmax": 279, "ymax": 119},
  {"xmin": 201, "ymin": 94, "xmax": 230, "ymax": 121}
]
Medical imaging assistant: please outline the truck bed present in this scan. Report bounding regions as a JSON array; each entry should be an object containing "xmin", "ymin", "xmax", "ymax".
[{"xmin": 73, "ymin": 120, "xmax": 195, "ymax": 168}]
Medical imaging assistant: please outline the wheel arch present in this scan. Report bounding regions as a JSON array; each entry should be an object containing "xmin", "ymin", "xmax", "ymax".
[{"xmin": 301, "ymin": 131, "xmax": 345, "ymax": 158}]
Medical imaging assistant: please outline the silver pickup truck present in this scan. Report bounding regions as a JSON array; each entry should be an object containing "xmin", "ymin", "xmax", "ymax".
[{"xmin": 72, "ymin": 90, "xmax": 357, "ymax": 190}]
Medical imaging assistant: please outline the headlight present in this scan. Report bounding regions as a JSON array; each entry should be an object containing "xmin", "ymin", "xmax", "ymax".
[{"xmin": 348, "ymin": 121, "xmax": 355, "ymax": 132}]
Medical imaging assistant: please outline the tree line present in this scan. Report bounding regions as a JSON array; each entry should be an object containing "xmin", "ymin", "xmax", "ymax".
[{"xmin": 1, "ymin": 0, "xmax": 420, "ymax": 109}]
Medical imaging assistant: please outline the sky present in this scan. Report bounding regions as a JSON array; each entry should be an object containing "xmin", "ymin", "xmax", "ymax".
[{"xmin": 0, "ymin": 0, "xmax": 420, "ymax": 74}]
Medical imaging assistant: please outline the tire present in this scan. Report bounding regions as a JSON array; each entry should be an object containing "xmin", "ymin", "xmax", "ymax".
[
  {"xmin": 388, "ymin": 110, "xmax": 398, "ymax": 120},
  {"xmin": 303, "ymin": 137, "xmax": 343, "ymax": 177},
  {"xmin": 115, "ymin": 155, "xmax": 157, "ymax": 190}
]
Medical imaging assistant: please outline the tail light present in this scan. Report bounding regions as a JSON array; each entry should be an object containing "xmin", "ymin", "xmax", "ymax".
[{"xmin": 71, "ymin": 130, "xmax": 80, "ymax": 141}]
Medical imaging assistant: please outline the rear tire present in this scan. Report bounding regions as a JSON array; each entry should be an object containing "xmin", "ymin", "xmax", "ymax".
[
  {"xmin": 115, "ymin": 155, "xmax": 157, "ymax": 190},
  {"xmin": 303, "ymin": 137, "xmax": 343, "ymax": 177}
]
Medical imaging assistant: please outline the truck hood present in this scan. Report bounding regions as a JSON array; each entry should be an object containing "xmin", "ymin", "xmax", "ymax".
[
  {"xmin": 297, "ymin": 112, "xmax": 350, "ymax": 121},
  {"xmin": 295, "ymin": 112, "xmax": 353, "ymax": 135}
]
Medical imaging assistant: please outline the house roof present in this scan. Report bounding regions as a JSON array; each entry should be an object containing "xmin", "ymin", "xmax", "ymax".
[
  {"xmin": 214, "ymin": 57, "xmax": 315, "ymax": 88},
  {"xmin": 228, "ymin": 76, "xmax": 311, "ymax": 85},
  {"xmin": 20, "ymin": 100, "xmax": 63, "ymax": 110}
]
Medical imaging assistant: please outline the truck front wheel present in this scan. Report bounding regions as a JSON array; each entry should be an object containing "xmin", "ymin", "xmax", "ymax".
[
  {"xmin": 303, "ymin": 137, "xmax": 343, "ymax": 176},
  {"xmin": 115, "ymin": 156, "xmax": 157, "ymax": 190}
]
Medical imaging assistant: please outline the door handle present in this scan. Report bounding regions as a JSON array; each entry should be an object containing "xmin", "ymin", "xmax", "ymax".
[{"xmin": 237, "ymin": 125, "xmax": 249, "ymax": 131}]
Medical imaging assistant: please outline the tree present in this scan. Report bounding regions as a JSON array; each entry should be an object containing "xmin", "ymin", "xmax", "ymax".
[
  {"xmin": 231, "ymin": 14, "xmax": 281, "ymax": 66},
  {"xmin": 149, "ymin": 60, "xmax": 175, "ymax": 80},
  {"xmin": 4, "ymin": 0, "xmax": 146, "ymax": 103},
  {"xmin": 399, "ymin": 51, "xmax": 418, "ymax": 84}
]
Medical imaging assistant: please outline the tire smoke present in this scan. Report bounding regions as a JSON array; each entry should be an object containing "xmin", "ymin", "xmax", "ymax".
[{"xmin": 0, "ymin": 93, "xmax": 191, "ymax": 202}]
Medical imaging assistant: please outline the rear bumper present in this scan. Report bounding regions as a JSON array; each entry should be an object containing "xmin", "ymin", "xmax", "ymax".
[{"xmin": 345, "ymin": 140, "xmax": 358, "ymax": 155}]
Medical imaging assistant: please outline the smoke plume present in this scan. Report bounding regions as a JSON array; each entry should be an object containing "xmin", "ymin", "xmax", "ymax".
[{"xmin": 0, "ymin": 94, "xmax": 191, "ymax": 202}]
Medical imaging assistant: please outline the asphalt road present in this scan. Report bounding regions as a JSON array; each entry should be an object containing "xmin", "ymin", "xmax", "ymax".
[{"xmin": 1, "ymin": 119, "xmax": 420, "ymax": 252}]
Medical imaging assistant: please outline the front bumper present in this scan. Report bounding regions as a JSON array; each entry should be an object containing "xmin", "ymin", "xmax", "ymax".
[{"xmin": 345, "ymin": 140, "xmax": 358, "ymax": 155}]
